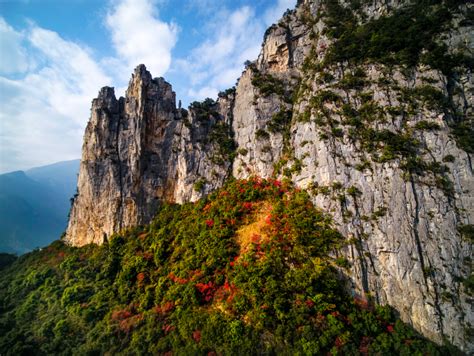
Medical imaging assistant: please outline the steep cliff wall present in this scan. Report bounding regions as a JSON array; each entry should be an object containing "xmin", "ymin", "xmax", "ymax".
[
  {"xmin": 65, "ymin": 65, "xmax": 234, "ymax": 245},
  {"xmin": 66, "ymin": 0, "xmax": 473, "ymax": 351},
  {"xmin": 232, "ymin": 1, "xmax": 473, "ymax": 350}
]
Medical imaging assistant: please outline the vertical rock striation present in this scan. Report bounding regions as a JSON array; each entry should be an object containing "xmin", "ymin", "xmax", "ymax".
[{"xmin": 66, "ymin": 0, "xmax": 472, "ymax": 352}]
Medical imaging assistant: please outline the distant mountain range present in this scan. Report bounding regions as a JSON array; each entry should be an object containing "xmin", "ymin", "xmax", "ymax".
[{"xmin": 0, "ymin": 160, "xmax": 80, "ymax": 254}]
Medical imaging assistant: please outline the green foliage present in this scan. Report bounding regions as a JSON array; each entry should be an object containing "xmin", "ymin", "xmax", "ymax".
[
  {"xmin": 0, "ymin": 179, "xmax": 457, "ymax": 354},
  {"xmin": 237, "ymin": 148, "xmax": 248, "ymax": 156},
  {"xmin": 255, "ymin": 128, "xmax": 270, "ymax": 140},
  {"xmin": 250, "ymin": 66, "xmax": 285, "ymax": 97},
  {"xmin": 449, "ymin": 120, "xmax": 474, "ymax": 154},
  {"xmin": 322, "ymin": 1, "xmax": 456, "ymax": 71},
  {"xmin": 415, "ymin": 120, "xmax": 441, "ymax": 131},
  {"xmin": 310, "ymin": 90, "xmax": 342, "ymax": 109},
  {"xmin": 217, "ymin": 87, "xmax": 236, "ymax": 98},
  {"xmin": 464, "ymin": 274, "xmax": 474, "ymax": 294},
  {"xmin": 347, "ymin": 186, "xmax": 362, "ymax": 198},
  {"xmin": 335, "ymin": 257, "xmax": 351, "ymax": 269},
  {"xmin": 0, "ymin": 253, "xmax": 17, "ymax": 270},
  {"xmin": 208, "ymin": 121, "xmax": 236, "ymax": 164},
  {"xmin": 442, "ymin": 154, "xmax": 455, "ymax": 163},
  {"xmin": 338, "ymin": 68, "xmax": 367, "ymax": 90},
  {"xmin": 267, "ymin": 109, "xmax": 293, "ymax": 135},
  {"xmin": 193, "ymin": 178, "xmax": 207, "ymax": 192},
  {"xmin": 190, "ymin": 98, "xmax": 219, "ymax": 121},
  {"xmin": 458, "ymin": 224, "xmax": 474, "ymax": 243}
]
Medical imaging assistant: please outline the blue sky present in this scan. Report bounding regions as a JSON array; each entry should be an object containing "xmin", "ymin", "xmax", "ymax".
[{"xmin": 0, "ymin": 0, "xmax": 296, "ymax": 173}]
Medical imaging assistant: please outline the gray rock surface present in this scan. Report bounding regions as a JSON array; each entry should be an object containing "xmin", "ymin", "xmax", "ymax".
[{"xmin": 66, "ymin": 0, "xmax": 473, "ymax": 352}]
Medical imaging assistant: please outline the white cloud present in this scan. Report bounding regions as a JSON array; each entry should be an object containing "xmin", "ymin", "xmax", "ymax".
[
  {"xmin": 264, "ymin": 0, "xmax": 297, "ymax": 26},
  {"xmin": 105, "ymin": 0, "xmax": 178, "ymax": 78},
  {"xmin": 0, "ymin": 18, "xmax": 33, "ymax": 74},
  {"xmin": 188, "ymin": 86, "xmax": 219, "ymax": 101},
  {"xmin": 176, "ymin": 0, "xmax": 297, "ymax": 103},
  {"xmin": 0, "ymin": 19, "xmax": 112, "ymax": 173},
  {"xmin": 177, "ymin": 5, "xmax": 264, "ymax": 102}
]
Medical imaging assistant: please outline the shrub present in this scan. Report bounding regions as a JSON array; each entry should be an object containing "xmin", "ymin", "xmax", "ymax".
[{"xmin": 255, "ymin": 128, "xmax": 270, "ymax": 140}]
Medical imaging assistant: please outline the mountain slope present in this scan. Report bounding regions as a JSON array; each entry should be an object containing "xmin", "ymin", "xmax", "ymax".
[
  {"xmin": 0, "ymin": 179, "xmax": 461, "ymax": 355},
  {"xmin": 64, "ymin": 0, "xmax": 472, "ymax": 351},
  {"xmin": 0, "ymin": 160, "xmax": 79, "ymax": 254}
]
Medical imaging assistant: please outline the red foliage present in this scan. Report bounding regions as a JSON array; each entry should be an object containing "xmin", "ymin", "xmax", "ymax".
[
  {"xmin": 162, "ymin": 324, "xmax": 175, "ymax": 334},
  {"xmin": 168, "ymin": 272, "xmax": 188, "ymax": 284},
  {"xmin": 229, "ymin": 255, "xmax": 239, "ymax": 267},
  {"xmin": 205, "ymin": 219, "xmax": 214, "ymax": 227},
  {"xmin": 305, "ymin": 299, "xmax": 315, "ymax": 308},
  {"xmin": 215, "ymin": 280, "xmax": 238, "ymax": 303},
  {"xmin": 354, "ymin": 296, "xmax": 371, "ymax": 310},
  {"xmin": 192, "ymin": 330, "xmax": 202, "ymax": 343},
  {"xmin": 386, "ymin": 325, "xmax": 394, "ymax": 333},
  {"xmin": 334, "ymin": 336, "xmax": 345, "ymax": 349},
  {"xmin": 136, "ymin": 272, "xmax": 146, "ymax": 283},
  {"xmin": 195, "ymin": 281, "xmax": 216, "ymax": 302},
  {"xmin": 112, "ymin": 310, "xmax": 133, "ymax": 321},
  {"xmin": 58, "ymin": 251, "xmax": 65, "ymax": 258},
  {"xmin": 251, "ymin": 233, "xmax": 261, "ymax": 243},
  {"xmin": 111, "ymin": 309, "xmax": 142, "ymax": 334},
  {"xmin": 119, "ymin": 314, "xmax": 142, "ymax": 334},
  {"xmin": 242, "ymin": 202, "xmax": 253, "ymax": 210},
  {"xmin": 154, "ymin": 301, "xmax": 175, "ymax": 315},
  {"xmin": 265, "ymin": 214, "xmax": 273, "ymax": 225},
  {"xmin": 315, "ymin": 313, "xmax": 326, "ymax": 324}
]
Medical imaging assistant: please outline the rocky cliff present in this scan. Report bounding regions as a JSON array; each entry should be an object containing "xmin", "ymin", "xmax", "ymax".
[
  {"xmin": 66, "ymin": 0, "xmax": 473, "ymax": 352},
  {"xmin": 66, "ymin": 66, "xmax": 234, "ymax": 245}
]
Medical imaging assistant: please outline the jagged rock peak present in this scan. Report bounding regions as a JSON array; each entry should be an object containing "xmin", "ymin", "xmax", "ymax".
[
  {"xmin": 126, "ymin": 64, "xmax": 177, "ymax": 112},
  {"xmin": 97, "ymin": 86, "xmax": 116, "ymax": 100},
  {"xmin": 66, "ymin": 64, "xmax": 234, "ymax": 247}
]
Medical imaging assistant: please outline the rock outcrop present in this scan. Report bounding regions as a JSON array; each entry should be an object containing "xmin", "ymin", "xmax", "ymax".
[
  {"xmin": 65, "ymin": 65, "xmax": 234, "ymax": 246},
  {"xmin": 66, "ymin": 0, "xmax": 473, "ymax": 352}
]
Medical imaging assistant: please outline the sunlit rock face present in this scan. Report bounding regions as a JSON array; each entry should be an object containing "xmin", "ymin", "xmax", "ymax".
[
  {"xmin": 65, "ymin": 65, "xmax": 234, "ymax": 246},
  {"xmin": 66, "ymin": 0, "xmax": 473, "ymax": 352}
]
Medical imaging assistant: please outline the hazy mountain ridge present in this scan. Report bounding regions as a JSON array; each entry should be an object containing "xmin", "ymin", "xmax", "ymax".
[{"xmin": 0, "ymin": 160, "xmax": 79, "ymax": 254}]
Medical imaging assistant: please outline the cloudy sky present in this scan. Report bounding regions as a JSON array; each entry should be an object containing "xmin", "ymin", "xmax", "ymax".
[{"xmin": 0, "ymin": 0, "xmax": 296, "ymax": 173}]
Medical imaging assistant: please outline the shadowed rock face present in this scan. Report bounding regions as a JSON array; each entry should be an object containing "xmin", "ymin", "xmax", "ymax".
[{"xmin": 66, "ymin": 0, "xmax": 473, "ymax": 352}]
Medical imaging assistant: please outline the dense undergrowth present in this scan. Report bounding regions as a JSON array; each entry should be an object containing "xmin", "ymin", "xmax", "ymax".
[{"xmin": 0, "ymin": 179, "xmax": 461, "ymax": 355}]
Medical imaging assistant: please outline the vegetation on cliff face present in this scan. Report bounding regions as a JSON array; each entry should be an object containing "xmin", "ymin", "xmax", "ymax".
[{"xmin": 0, "ymin": 179, "xmax": 460, "ymax": 355}]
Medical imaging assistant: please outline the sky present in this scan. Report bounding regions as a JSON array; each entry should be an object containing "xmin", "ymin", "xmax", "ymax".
[{"xmin": 0, "ymin": 0, "xmax": 296, "ymax": 173}]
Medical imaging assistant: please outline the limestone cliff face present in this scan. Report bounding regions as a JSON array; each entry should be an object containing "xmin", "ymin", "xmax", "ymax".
[
  {"xmin": 65, "ymin": 65, "xmax": 234, "ymax": 246},
  {"xmin": 66, "ymin": 0, "xmax": 473, "ymax": 352}
]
